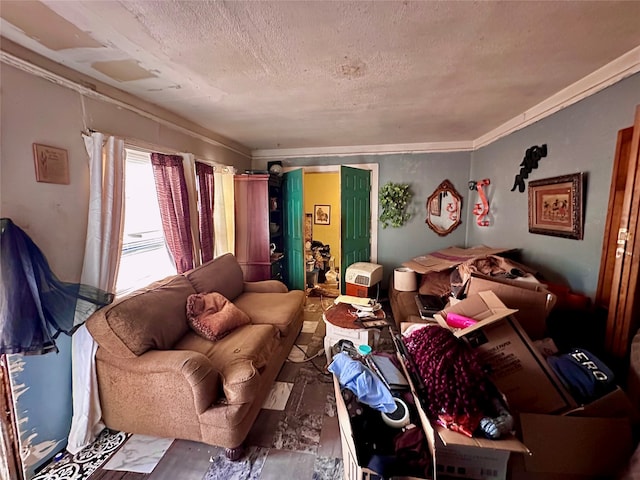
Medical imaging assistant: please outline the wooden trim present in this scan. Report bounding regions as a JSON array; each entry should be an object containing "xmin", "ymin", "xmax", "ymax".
[
  {"xmin": 617, "ymin": 105, "xmax": 640, "ymax": 354},
  {"xmin": 605, "ymin": 105, "xmax": 640, "ymax": 358},
  {"xmin": 474, "ymin": 46, "xmax": 640, "ymax": 150},
  {"xmin": 596, "ymin": 127, "xmax": 634, "ymax": 308},
  {"xmin": 0, "ymin": 355, "xmax": 22, "ymax": 480}
]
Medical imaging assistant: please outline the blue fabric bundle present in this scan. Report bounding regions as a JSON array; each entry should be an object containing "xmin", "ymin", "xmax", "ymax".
[
  {"xmin": 328, "ymin": 352, "xmax": 397, "ymax": 413},
  {"xmin": 0, "ymin": 218, "xmax": 112, "ymax": 354},
  {"xmin": 547, "ymin": 348, "xmax": 615, "ymax": 403}
]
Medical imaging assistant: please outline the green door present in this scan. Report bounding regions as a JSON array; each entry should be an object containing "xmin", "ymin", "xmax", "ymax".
[
  {"xmin": 283, "ymin": 169, "xmax": 305, "ymax": 290},
  {"xmin": 341, "ymin": 166, "xmax": 371, "ymax": 293}
]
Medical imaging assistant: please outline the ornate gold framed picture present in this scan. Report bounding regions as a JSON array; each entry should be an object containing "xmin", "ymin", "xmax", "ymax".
[{"xmin": 528, "ymin": 173, "xmax": 584, "ymax": 239}]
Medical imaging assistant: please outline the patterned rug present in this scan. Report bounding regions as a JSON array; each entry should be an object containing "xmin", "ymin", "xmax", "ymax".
[{"xmin": 31, "ymin": 429, "xmax": 128, "ymax": 480}]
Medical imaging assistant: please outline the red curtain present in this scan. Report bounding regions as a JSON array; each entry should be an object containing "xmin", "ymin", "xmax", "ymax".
[
  {"xmin": 150, "ymin": 153, "xmax": 194, "ymax": 274},
  {"xmin": 195, "ymin": 162, "xmax": 215, "ymax": 264}
]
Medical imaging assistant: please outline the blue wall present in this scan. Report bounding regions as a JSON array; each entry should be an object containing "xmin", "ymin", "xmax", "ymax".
[
  {"xmin": 376, "ymin": 152, "xmax": 471, "ymax": 282},
  {"xmin": 8, "ymin": 335, "xmax": 72, "ymax": 478},
  {"xmin": 467, "ymin": 73, "xmax": 640, "ymax": 296}
]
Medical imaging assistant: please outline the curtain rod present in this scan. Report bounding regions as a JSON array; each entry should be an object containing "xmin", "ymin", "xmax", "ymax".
[
  {"xmin": 81, "ymin": 129, "xmax": 235, "ymax": 169},
  {"xmin": 82, "ymin": 128, "xmax": 180, "ymax": 156}
]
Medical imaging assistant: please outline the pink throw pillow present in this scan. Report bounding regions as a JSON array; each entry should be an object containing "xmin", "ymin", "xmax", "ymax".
[{"xmin": 186, "ymin": 292, "xmax": 250, "ymax": 341}]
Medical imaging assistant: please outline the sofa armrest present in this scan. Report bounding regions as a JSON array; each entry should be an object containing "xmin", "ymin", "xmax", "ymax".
[
  {"xmin": 97, "ymin": 348, "xmax": 220, "ymax": 414},
  {"xmin": 243, "ymin": 280, "xmax": 288, "ymax": 294}
]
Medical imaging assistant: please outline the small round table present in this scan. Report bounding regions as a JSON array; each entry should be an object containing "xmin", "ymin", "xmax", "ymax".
[{"xmin": 323, "ymin": 302, "xmax": 385, "ymax": 362}]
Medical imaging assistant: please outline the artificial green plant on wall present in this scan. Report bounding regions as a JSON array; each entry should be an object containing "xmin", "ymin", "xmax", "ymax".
[{"xmin": 379, "ymin": 182, "xmax": 412, "ymax": 228}]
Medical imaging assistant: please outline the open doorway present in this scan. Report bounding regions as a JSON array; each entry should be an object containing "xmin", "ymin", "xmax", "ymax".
[
  {"xmin": 282, "ymin": 163, "xmax": 379, "ymax": 296},
  {"xmin": 304, "ymin": 171, "xmax": 341, "ymax": 297}
]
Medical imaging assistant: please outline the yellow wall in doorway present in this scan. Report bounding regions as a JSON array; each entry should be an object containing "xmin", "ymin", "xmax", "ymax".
[{"xmin": 304, "ymin": 172, "xmax": 340, "ymax": 265}]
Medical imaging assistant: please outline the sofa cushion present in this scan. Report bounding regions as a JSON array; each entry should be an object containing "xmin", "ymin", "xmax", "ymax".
[
  {"xmin": 174, "ymin": 323, "xmax": 280, "ymax": 404},
  {"xmin": 418, "ymin": 269, "xmax": 454, "ymax": 297},
  {"xmin": 184, "ymin": 253, "xmax": 244, "ymax": 300},
  {"xmin": 389, "ymin": 277, "xmax": 426, "ymax": 328},
  {"xmin": 186, "ymin": 292, "xmax": 250, "ymax": 341},
  {"xmin": 233, "ymin": 290, "xmax": 305, "ymax": 336},
  {"xmin": 87, "ymin": 275, "xmax": 195, "ymax": 357}
]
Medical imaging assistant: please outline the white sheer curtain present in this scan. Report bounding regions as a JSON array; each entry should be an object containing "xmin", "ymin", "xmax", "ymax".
[
  {"xmin": 68, "ymin": 132, "xmax": 125, "ymax": 454},
  {"xmin": 214, "ymin": 165, "xmax": 236, "ymax": 257},
  {"xmin": 181, "ymin": 153, "xmax": 202, "ymax": 267},
  {"xmin": 181, "ymin": 154, "xmax": 236, "ymax": 264}
]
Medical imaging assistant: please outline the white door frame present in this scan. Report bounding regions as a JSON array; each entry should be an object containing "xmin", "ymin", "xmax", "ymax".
[{"xmin": 282, "ymin": 164, "xmax": 379, "ymax": 263}]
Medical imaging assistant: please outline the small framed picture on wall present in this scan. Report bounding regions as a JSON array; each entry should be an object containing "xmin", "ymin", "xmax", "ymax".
[
  {"xmin": 33, "ymin": 143, "xmax": 70, "ymax": 184},
  {"xmin": 314, "ymin": 205, "xmax": 330, "ymax": 225}
]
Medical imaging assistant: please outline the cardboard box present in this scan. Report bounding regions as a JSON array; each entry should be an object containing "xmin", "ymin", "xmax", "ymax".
[
  {"xmin": 403, "ymin": 246, "xmax": 513, "ymax": 275},
  {"xmin": 566, "ymin": 386, "xmax": 639, "ymax": 420},
  {"xmin": 509, "ymin": 387, "xmax": 637, "ymax": 479},
  {"xmin": 396, "ymin": 349, "xmax": 529, "ymax": 480},
  {"xmin": 519, "ymin": 413, "xmax": 633, "ymax": 477},
  {"xmin": 466, "ymin": 274, "xmax": 556, "ymax": 341},
  {"xmin": 403, "ymin": 291, "xmax": 635, "ymax": 479},
  {"xmin": 432, "ymin": 426, "xmax": 528, "ymax": 480},
  {"xmin": 434, "ymin": 291, "xmax": 574, "ymax": 414},
  {"xmin": 508, "ymin": 454, "xmax": 599, "ymax": 480},
  {"xmin": 333, "ymin": 375, "xmax": 430, "ymax": 480},
  {"xmin": 434, "ymin": 438, "xmax": 512, "ymax": 480}
]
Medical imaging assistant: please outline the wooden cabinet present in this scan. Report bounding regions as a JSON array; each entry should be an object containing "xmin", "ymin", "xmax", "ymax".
[
  {"xmin": 235, "ymin": 174, "xmax": 271, "ymax": 281},
  {"xmin": 234, "ymin": 173, "xmax": 285, "ymax": 282}
]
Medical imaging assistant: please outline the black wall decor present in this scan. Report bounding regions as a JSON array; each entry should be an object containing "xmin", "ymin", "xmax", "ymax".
[{"xmin": 511, "ymin": 144, "xmax": 548, "ymax": 192}]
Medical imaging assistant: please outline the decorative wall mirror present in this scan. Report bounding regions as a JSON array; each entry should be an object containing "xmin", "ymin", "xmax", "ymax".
[{"xmin": 425, "ymin": 179, "xmax": 463, "ymax": 236}]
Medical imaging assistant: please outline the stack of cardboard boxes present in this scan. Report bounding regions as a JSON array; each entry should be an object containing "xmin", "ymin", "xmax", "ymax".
[
  {"xmin": 417, "ymin": 279, "xmax": 637, "ymax": 479},
  {"xmin": 338, "ymin": 247, "xmax": 638, "ymax": 479}
]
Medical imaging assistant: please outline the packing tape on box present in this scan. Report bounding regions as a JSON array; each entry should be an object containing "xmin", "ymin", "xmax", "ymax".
[{"xmin": 394, "ymin": 267, "xmax": 417, "ymax": 291}]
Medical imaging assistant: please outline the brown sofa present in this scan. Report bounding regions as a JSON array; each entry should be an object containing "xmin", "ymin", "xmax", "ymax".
[
  {"xmin": 388, "ymin": 273, "xmax": 424, "ymax": 328},
  {"xmin": 86, "ymin": 253, "xmax": 305, "ymax": 458}
]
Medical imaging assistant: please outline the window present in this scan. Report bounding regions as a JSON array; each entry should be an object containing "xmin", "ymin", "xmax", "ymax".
[{"xmin": 115, "ymin": 148, "xmax": 176, "ymax": 296}]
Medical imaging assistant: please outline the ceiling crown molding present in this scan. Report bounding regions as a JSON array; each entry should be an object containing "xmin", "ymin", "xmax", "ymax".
[
  {"xmin": 473, "ymin": 44, "xmax": 640, "ymax": 150},
  {"xmin": 251, "ymin": 141, "xmax": 474, "ymax": 160},
  {"xmin": 2, "ymin": 35, "xmax": 637, "ymax": 161},
  {"xmin": 254, "ymin": 45, "xmax": 640, "ymax": 160}
]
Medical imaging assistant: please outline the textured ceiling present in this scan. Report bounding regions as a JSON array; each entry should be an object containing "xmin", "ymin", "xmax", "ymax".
[{"xmin": 2, "ymin": 1, "xmax": 640, "ymax": 154}]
